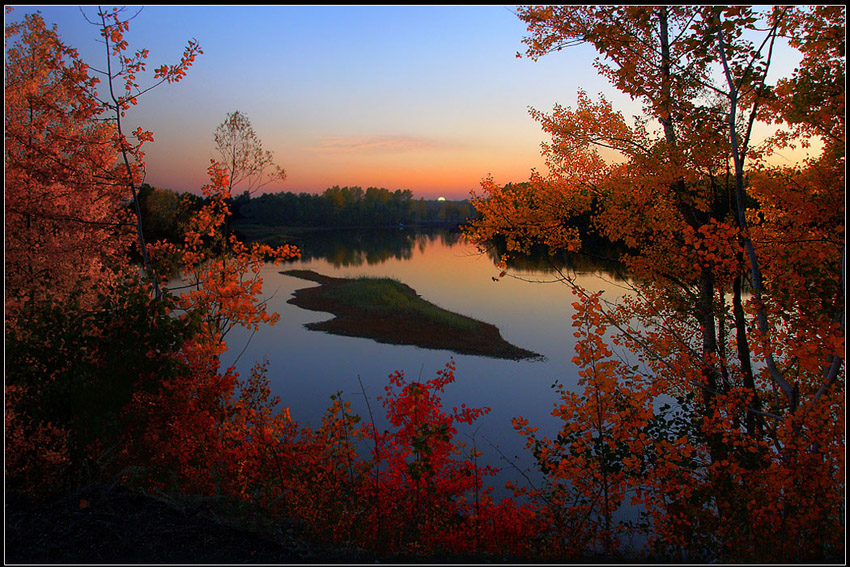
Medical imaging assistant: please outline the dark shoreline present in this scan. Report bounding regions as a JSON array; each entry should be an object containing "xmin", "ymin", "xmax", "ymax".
[{"xmin": 282, "ymin": 269, "xmax": 542, "ymax": 361}]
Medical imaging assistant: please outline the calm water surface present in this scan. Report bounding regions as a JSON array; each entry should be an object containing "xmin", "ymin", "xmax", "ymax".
[{"xmin": 219, "ymin": 228, "xmax": 631, "ymax": 498}]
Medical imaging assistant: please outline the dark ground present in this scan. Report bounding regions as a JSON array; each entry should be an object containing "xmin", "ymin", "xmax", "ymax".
[
  {"xmin": 5, "ymin": 482, "xmax": 377, "ymax": 564},
  {"xmin": 5, "ymin": 482, "xmax": 528, "ymax": 564}
]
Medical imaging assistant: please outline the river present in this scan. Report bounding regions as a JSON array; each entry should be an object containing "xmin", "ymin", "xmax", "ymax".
[{"xmin": 219, "ymin": 227, "xmax": 632, "ymax": 499}]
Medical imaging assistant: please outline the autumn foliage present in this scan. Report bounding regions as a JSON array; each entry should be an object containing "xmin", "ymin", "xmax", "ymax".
[
  {"xmin": 469, "ymin": 5, "xmax": 844, "ymax": 563},
  {"xmin": 4, "ymin": 9, "xmax": 532, "ymax": 560},
  {"xmin": 5, "ymin": 5, "xmax": 844, "ymax": 563},
  {"xmin": 5, "ymin": 12, "xmax": 134, "ymax": 317}
]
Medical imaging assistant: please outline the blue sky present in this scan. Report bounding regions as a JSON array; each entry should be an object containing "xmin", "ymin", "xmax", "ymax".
[
  {"xmin": 6, "ymin": 5, "xmax": 807, "ymax": 199},
  {"xmin": 8, "ymin": 5, "xmax": 627, "ymax": 199}
]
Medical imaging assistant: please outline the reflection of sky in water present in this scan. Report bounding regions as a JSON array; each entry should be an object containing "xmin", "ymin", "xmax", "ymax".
[{"xmin": 220, "ymin": 229, "xmax": 631, "ymax": 501}]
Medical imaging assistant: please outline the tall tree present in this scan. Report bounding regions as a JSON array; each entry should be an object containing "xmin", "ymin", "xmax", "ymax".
[
  {"xmin": 5, "ymin": 9, "xmax": 298, "ymax": 500},
  {"xmin": 469, "ymin": 5, "xmax": 844, "ymax": 560},
  {"xmin": 84, "ymin": 6, "xmax": 202, "ymax": 298},
  {"xmin": 4, "ymin": 9, "xmax": 198, "ymax": 492},
  {"xmin": 214, "ymin": 110, "xmax": 287, "ymax": 195},
  {"xmin": 5, "ymin": 11, "xmax": 132, "ymax": 318}
]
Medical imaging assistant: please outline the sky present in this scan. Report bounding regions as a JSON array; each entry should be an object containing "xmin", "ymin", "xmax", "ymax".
[{"xmin": 7, "ymin": 5, "xmax": 810, "ymax": 200}]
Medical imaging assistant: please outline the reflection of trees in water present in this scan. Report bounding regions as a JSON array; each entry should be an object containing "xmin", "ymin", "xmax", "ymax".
[
  {"xmin": 437, "ymin": 229, "xmax": 464, "ymax": 247},
  {"xmin": 282, "ymin": 228, "xmax": 625, "ymax": 277},
  {"xmin": 479, "ymin": 237, "xmax": 628, "ymax": 281},
  {"xmin": 287, "ymin": 228, "xmax": 457, "ymax": 268}
]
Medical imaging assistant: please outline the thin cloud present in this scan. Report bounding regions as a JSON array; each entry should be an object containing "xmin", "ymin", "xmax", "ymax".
[{"xmin": 311, "ymin": 134, "xmax": 455, "ymax": 153}]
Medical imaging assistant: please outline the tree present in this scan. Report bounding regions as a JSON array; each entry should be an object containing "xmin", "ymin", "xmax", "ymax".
[
  {"xmin": 4, "ymin": 9, "xmax": 198, "ymax": 493},
  {"xmin": 469, "ymin": 6, "xmax": 844, "ymax": 561},
  {"xmin": 147, "ymin": 161, "xmax": 300, "ymax": 354},
  {"xmin": 5, "ymin": 8, "xmax": 296, "ymax": 503},
  {"xmin": 5, "ymin": 11, "xmax": 133, "ymax": 320},
  {"xmin": 136, "ymin": 184, "xmax": 178, "ymax": 242},
  {"xmin": 214, "ymin": 110, "xmax": 287, "ymax": 195},
  {"xmin": 84, "ymin": 6, "xmax": 202, "ymax": 298}
]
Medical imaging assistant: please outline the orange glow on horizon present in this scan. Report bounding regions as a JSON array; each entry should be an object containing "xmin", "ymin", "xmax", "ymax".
[
  {"xmin": 141, "ymin": 117, "xmax": 823, "ymax": 202},
  {"xmin": 143, "ymin": 136, "xmax": 549, "ymax": 201}
]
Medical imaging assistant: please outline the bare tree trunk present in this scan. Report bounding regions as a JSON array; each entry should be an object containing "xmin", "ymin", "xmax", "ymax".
[
  {"xmin": 733, "ymin": 271, "xmax": 762, "ymax": 437},
  {"xmin": 99, "ymin": 10, "xmax": 161, "ymax": 300},
  {"xmin": 658, "ymin": 8, "xmax": 677, "ymax": 146},
  {"xmin": 717, "ymin": 22, "xmax": 797, "ymax": 412}
]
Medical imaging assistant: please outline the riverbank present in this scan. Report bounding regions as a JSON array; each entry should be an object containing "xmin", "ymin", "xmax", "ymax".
[{"xmin": 282, "ymin": 269, "xmax": 541, "ymax": 360}]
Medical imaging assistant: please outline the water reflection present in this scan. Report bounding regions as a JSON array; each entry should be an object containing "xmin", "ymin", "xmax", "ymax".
[
  {"xmin": 282, "ymin": 228, "xmax": 461, "ymax": 267},
  {"xmin": 222, "ymin": 227, "xmax": 633, "ymax": 505},
  {"xmin": 284, "ymin": 226, "xmax": 625, "ymax": 278},
  {"xmin": 481, "ymin": 237, "xmax": 629, "ymax": 280}
]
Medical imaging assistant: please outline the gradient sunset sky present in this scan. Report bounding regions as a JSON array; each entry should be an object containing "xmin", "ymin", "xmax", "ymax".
[{"xmin": 8, "ymin": 5, "xmax": 809, "ymax": 200}]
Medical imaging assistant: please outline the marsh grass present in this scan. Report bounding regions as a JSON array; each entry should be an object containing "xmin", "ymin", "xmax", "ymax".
[
  {"xmin": 325, "ymin": 277, "xmax": 481, "ymax": 332},
  {"xmin": 283, "ymin": 269, "xmax": 541, "ymax": 360}
]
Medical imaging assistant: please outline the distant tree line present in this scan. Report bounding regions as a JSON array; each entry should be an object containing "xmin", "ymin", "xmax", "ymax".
[
  {"xmin": 237, "ymin": 186, "xmax": 476, "ymax": 228},
  {"xmin": 133, "ymin": 184, "xmax": 478, "ymax": 245}
]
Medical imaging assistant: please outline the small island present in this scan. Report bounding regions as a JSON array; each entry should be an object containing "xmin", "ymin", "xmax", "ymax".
[{"xmin": 282, "ymin": 269, "xmax": 542, "ymax": 361}]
